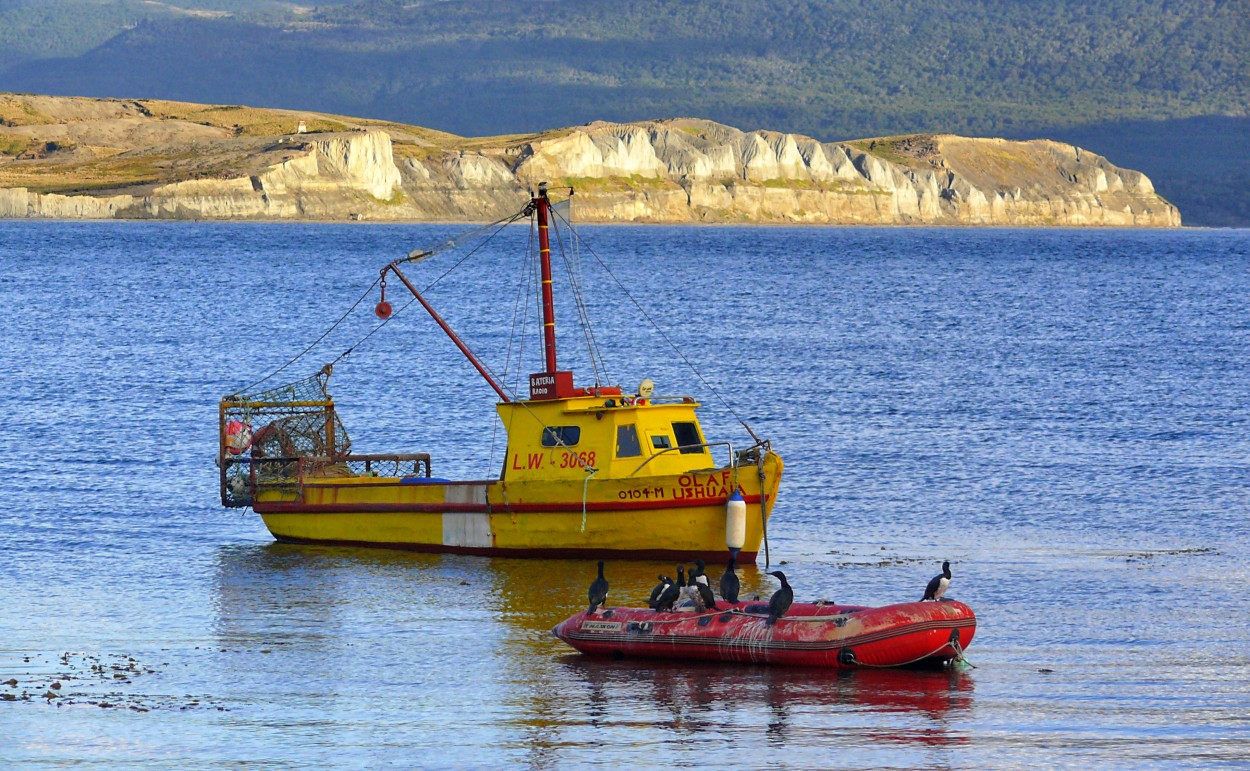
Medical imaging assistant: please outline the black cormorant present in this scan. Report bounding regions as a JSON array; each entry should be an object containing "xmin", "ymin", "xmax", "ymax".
[
  {"xmin": 587, "ymin": 560, "xmax": 609, "ymax": 614},
  {"xmin": 719, "ymin": 556, "xmax": 740, "ymax": 603},
  {"xmin": 923, "ymin": 560, "xmax": 951, "ymax": 601},
  {"xmin": 766, "ymin": 570, "xmax": 793, "ymax": 626},
  {"xmin": 694, "ymin": 580, "xmax": 718, "ymax": 611},
  {"xmin": 691, "ymin": 559, "xmax": 709, "ymax": 586},
  {"xmin": 655, "ymin": 567, "xmax": 683, "ymax": 612},
  {"xmin": 648, "ymin": 574, "xmax": 671, "ymax": 609},
  {"xmin": 687, "ymin": 560, "xmax": 711, "ymax": 607}
]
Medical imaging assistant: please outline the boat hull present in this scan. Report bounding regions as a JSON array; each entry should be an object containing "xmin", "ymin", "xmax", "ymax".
[
  {"xmin": 552, "ymin": 600, "xmax": 975, "ymax": 668},
  {"xmin": 252, "ymin": 457, "xmax": 782, "ymax": 562}
]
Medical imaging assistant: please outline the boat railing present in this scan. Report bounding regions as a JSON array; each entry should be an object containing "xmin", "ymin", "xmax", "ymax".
[
  {"xmin": 627, "ymin": 441, "xmax": 734, "ymax": 477},
  {"xmin": 222, "ymin": 453, "xmax": 433, "ymax": 507},
  {"xmin": 626, "ymin": 438, "xmax": 774, "ymax": 478},
  {"xmin": 301, "ymin": 453, "xmax": 433, "ymax": 480},
  {"xmin": 610, "ymin": 395, "xmax": 699, "ymax": 407}
]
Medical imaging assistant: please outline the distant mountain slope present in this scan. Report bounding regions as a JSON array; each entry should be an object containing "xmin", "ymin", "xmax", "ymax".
[
  {"xmin": 0, "ymin": 94, "xmax": 1179, "ymax": 226},
  {"xmin": 1, "ymin": 0, "xmax": 1244, "ymax": 223}
]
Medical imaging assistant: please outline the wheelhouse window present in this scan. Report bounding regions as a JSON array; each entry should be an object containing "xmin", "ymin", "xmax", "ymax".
[
  {"xmin": 651, "ymin": 435, "xmax": 672, "ymax": 450},
  {"xmin": 672, "ymin": 422, "xmax": 705, "ymax": 454},
  {"xmin": 542, "ymin": 426, "xmax": 581, "ymax": 447},
  {"xmin": 616, "ymin": 425, "xmax": 642, "ymax": 458}
]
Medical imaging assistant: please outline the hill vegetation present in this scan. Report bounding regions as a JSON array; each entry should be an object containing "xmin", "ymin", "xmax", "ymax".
[{"xmin": 0, "ymin": 0, "xmax": 1246, "ymax": 224}]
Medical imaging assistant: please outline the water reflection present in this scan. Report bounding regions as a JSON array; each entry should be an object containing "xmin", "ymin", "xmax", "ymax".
[
  {"xmin": 558, "ymin": 657, "xmax": 973, "ymax": 745},
  {"xmin": 211, "ymin": 542, "xmax": 445, "ymax": 647},
  {"xmin": 211, "ymin": 544, "xmax": 975, "ymax": 761}
]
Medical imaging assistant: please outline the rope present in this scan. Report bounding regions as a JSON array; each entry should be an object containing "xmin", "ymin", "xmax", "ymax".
[
  {"xmin": 580, "ymin": 465, "xmax": 598, "ymax": 532},
  {"xmin": 950, "ymin": 639, "xmax": 976, "ymax": 668},
  {"xmin": 846, "ymin": 634, "xmax": 974, "ymax": 668},
  {"xmin": 604, "ymin": 606, "xmax": 847, "ymax": 625},
  {"xmin": 564, "ymin": 223, "xmax": 760, "ymax": 441},
  {"xmin": 232, "ymin": 274, "xmax": 382, "ymax": 396},
  {"xmin": 756, "ymin": 453, "xmax": 772, "ymax": 568},
  {"xmin": 232, "ymin": 210, "xmax": 524, "ymax": 396},
  {"xmin": 852, "ymin": 639, "xmax": 965, "ymax": 669},
  {"xmin": 614, "ymin": 607, "xmax": 737, "ymax": 625},
  {"xmin": 550, "ymin": 208, "xmax": 609, "ymax": 386}
]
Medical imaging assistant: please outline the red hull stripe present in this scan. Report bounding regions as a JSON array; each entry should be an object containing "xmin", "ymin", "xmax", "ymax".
[
  {"xmin": 255, "ymin": 495, "xmax": 758, "ymax": 515},
  {"xmin": 271, "ymin": 534, "xmax": 759, "ymax": 564},
  {"xmin": 296, "ymin": 480, "xmax": 764, "ymax": 505}
]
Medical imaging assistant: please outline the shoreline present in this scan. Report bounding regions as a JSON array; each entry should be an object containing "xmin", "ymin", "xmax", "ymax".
[{"xmin": 0, "ymin": 215, "xmax": 1198, "ymax": 229}]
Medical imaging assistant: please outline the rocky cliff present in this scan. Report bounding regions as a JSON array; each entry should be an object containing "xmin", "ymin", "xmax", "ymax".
[{"xmin": 0, "ymin": 95, "xmax": 1179, "ymax": 226}]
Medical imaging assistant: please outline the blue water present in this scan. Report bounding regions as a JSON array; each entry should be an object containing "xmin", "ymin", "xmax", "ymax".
[{"xmin": 1, "ymin": 222, "xmax": 1248, "ymax": 767}]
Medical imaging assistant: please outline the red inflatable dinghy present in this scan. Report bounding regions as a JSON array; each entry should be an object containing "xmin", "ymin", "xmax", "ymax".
[{"xmin": 553, "ymin": 599, "xmax": 975, "ymax": 668}]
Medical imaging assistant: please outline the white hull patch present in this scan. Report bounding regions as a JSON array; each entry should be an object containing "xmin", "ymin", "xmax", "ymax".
[{"xmin": 442, "ymin": 484, "xmax": 492, "ymax": 548}]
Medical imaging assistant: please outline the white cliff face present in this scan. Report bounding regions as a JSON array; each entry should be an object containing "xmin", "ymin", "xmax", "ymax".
[
  {"xmin": 3, "ymin": 119, "xmax": 1180, "ymax": 226},
  {"xmin": 500, "ymin": 122, "xmax": 1178, "ymax": 226},
  {"xmin": 0, "ymin": 186, "xmax": 134, "ymax": 218},
  {"xmin": 129, "ymin": 129, "xmax": 404, "ymax": 219}
]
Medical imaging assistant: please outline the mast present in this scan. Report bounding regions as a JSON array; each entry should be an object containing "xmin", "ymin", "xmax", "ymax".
[
  {"xmin": 536, "ymin": 182, "xmax": 558, "ymax": 372},
  {"xmin": 526, "ymin": 183, "xmax": 574, "ymax": 400}
]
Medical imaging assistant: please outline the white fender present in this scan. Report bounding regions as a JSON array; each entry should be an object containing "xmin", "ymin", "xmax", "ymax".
[{"xmin": 725, "ymin": 489, "xmax": 747, "ymax": 551}]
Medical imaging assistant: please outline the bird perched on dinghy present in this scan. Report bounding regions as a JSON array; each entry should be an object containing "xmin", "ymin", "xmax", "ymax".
[
  {"xmin": 719, "ymin": 556, "xmax": 740, "ymax": 603},
  {"xmin": 765, "ymin": 571, "xmax": 793, "ymax": 626},
  {"xmin": 688, "ymin": 560, "xmax": 718, "ymax": 611},
  {"xmin": 654, "ymin": 566, "xmax": 683, "ymax": 612},
  {"xmin": 687, "ymin": 559, "xmax": 716, "ymax": 609},
  {"xmin": 693, "ymin": 580, "xmax": 718, "ymax": 611},
  {"xmin": 587, "ymin": 560, "xmax": 609, "ymax": 614},
  {"xmin": 922, "ymin": 560, "xmax": 952, "ymax": 602},
  {"xmin": 648, "ymin": 575, "xmax": 671, "ymax": 609}
]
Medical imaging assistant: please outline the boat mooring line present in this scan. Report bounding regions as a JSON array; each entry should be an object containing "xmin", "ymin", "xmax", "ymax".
[{"xmin": 853, "ymin": 639, "xmax": 970, "ymax": 669}]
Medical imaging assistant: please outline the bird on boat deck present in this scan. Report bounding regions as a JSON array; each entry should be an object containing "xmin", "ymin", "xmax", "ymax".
[
  {"xmin": 693, "ymin": 578, "xmax": 718, "ymax": 611},
  {"xmin": 719, "ymin": 556, "xmax": 740, "ymax": 604},
  {"xmin": 765, "ymin": 571, "xmax": 793, "ymax": 626},
  {"xmin": 690, "ymin": 560, "xmax": 709, "ymax": 587},
  {"xmin": 654, "ymin": 567, "xmax": 683, "ymax": 612},
  {"xmin": 587, "ymin": 560, "xmax": 609, "ymax": 615},
  {"xmin": 923, "ymin": 560, "xmax": 952, "ymax": 602},
  {"xmin": 648, "ymin": 575, "xmax": 671, "ymax": 609}
]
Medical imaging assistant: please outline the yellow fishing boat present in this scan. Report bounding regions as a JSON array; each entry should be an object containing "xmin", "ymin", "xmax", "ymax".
[{"xmin": 217, "ymin": 185, "xmax": 783, "ymax": 561}]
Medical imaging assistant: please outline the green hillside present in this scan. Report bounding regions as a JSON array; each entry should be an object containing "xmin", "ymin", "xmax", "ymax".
[{"xmin": 1, "ymin": 0, "xmax": 1247, "ymax": 224}]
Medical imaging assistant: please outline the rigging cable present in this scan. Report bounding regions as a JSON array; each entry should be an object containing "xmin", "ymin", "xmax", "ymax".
[
  {"xmin": 563, "ymin": 221, "xmax": 762, "ymax": 443},
  {"xmin": 231, "ymin": 274, "xmax": 382, "ymax": 397},
  {"xmin": 231, "ymin": 210, "xmax": 525, "ymax": 396},
  {"xmin": 489, "ymin": 217, "xmax": 540, "ymax": 475},
  {"xmin": 550, "ymin": 211, "xmax": 610, "ymax": 386}
]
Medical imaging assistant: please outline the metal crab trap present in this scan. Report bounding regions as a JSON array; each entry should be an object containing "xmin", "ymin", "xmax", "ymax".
[{"xmin": 216, "ymin": 365, "xmax": 431, "ymax": 508}]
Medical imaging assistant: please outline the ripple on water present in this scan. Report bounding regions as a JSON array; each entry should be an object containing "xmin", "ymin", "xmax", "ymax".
[{"xmin": 1, "ymin": 224, "xmax": 1248, "ymax": 766}]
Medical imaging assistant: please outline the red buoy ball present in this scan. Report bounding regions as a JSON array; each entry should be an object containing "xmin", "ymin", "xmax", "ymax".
[{"xmin": 375, "ymin": 300, "xmax": 393, "ymax": 319}]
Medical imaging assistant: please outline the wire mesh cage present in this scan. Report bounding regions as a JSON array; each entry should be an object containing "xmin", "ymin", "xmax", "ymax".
[{"xmin": 217, "ymin": 367, "xmax": 350, "ymax": 508}]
